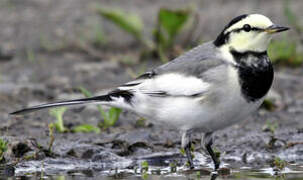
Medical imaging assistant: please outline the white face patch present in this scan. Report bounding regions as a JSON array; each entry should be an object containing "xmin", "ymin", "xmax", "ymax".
[
  {"xmin": 221, "ymin": 14, "xmax": 274, "ymax": 53},
  {"xmin": 228, "ymin": 30, "xmax": 272, "ymax": 52}
]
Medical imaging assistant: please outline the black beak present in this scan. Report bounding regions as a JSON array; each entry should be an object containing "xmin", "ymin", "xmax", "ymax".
[{"xmin": 265, "ymin": 24, "xmax": 290, "ymax": 33}]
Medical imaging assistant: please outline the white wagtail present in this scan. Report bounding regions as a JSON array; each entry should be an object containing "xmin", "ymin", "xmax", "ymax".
[{"xmin": 11, "ymin": 14, "xmax": 289, "ymax": 170}]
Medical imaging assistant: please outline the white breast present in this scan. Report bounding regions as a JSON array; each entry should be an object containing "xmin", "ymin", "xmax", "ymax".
[{"xmin": 141, "ymin": 66, "xmax": 260, "ymax": 132}]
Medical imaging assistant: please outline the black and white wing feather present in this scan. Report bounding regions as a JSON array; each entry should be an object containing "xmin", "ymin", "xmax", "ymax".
[
  {"xmin": 118, "ymin": 42, "xmax": 226, "ymax": 98},
  {"xmin": 119, "ymin": 73, "xmax": 211, "ymax": 97}
]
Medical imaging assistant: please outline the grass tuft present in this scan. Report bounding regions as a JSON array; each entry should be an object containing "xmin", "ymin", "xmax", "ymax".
[
  {"xmin": 0, "ymin": 138, "xmax": 8, "ymax": 162},
  {"xmin": 49, "ymin": 107, "xmax": 67, "ymax": 133},
  {"xmin": 96, "ymin": 6, "xmax": 195, "ymax": 62},
  {"xmin": 271, "ymin": 156, "xmax": 288, "ymax": 171},
  {"xmin": 140, "ymin": 161, "xmax": 149, "ymax": 179}
]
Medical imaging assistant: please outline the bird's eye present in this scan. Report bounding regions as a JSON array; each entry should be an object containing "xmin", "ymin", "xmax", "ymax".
[{"xmin": 243, "ymin": 24, "xmax": 251, "ymax": 32}]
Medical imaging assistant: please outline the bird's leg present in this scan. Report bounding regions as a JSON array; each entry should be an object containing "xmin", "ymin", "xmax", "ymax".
[
  {"xmin": 203, "ymin": 132, "xmax": 220, "ymax": 171},
  {"xmin": 181, "ymin": 131, "xmax": 194, "ymax": 169},
  {"xmin": 185, "ymin": 142, "xmax": 194, "ymax": 169}
]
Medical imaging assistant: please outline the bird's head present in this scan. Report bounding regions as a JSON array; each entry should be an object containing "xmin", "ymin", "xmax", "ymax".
[{"xmin": 214, "ymin": 14, "xmax": 289, "ymax": 53}]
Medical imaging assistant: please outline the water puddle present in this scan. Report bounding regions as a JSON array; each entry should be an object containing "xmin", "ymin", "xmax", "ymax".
[{"xmin": 1, "ymin": 152, "xmax": 303, "ymax": 179}]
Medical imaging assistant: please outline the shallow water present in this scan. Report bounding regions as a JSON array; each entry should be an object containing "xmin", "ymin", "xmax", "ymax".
[
  {"xmin": 1, "ymin": 152, "xmax": 302, "ymax": 180},
  {"xmin": 4, "ymin": 165, "xmax": 303, "ymax": 180}
]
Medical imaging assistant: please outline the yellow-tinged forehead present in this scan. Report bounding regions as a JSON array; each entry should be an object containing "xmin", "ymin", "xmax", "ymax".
[{"xmin": 226, "ymin": 14, "xmax": 273, "ymax": 32}]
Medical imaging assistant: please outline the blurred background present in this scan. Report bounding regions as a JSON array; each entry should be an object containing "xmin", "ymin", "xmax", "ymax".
[{"xmin": 0, "ymin": 0, "xmax": 303, "ymax": 178}]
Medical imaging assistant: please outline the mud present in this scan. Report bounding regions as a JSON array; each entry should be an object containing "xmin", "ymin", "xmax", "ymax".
[{"xmin": 0, "ymin": 0, "xmax": 303, "ymax": 179}]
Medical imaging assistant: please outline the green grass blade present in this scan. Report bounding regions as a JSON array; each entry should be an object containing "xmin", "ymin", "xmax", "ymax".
[
  {"xmin": 96, "ymin": 7, "xmax": 143, "ymax": 40},
  {"xmin": 72, "ymin": 124, "xmax": 100, "ymax": 134},
  {"xmin": 0, "ymin": 138, "xmax": 8, "ymax": 161},
  {"xmin": 158, "ymin": 8, "xmax": 190, "ymax": 40},
  {"xmin": 49, "ymin": 107, "xmax": 67, "ymax": 133},
  {"xmin": 107, "ymin": 107, "xmax": 122, "ymax": 126},
  {"xmin": 154, "ymin": 8, "xmax": 191, "ymax": 60},
  {"xmin": 78, "ymin": 86, "xmax": 93, "ymax": 97}
]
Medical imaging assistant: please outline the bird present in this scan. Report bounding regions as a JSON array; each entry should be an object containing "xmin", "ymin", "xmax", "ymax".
[{"xmin": 11, "ymin": 14, "xmax": 289, "ymax": 171}]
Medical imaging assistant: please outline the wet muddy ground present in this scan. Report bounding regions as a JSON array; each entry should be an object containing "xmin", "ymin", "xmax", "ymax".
[{"xmin": 0, "ymin": 0, "xmax": 303, "ymax": 179}]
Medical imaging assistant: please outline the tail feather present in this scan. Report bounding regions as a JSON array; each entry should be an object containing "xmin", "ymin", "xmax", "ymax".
[{"xmin": 10, "ymin": 95, "xmax": 111, "ymax": 115}]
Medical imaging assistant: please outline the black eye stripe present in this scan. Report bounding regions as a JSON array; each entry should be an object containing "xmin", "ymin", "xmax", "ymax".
[
  {"xmin": 230, "ymin": 27, "xmax": 264, "ymax": 33},
  {"xmin": 251, "ymin": 27, "xmax": 263, "ymax": 31},
  {"xmin": 219, "ymin": 27, "xmax": 264, "ymax": 43}
]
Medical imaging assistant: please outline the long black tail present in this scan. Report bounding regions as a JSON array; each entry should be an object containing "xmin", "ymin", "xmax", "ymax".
[{"xmin": 10, "ymin": 95, "xmax": 112, "ymax": 115}]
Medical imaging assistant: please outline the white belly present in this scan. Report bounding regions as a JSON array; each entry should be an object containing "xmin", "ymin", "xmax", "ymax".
[
  {"xmin": 134, "ymin": 92, "xmax": 262, "ymax": 133},
  {"xmin": 131, "ymin": 66, "xmax": 265, "ymax": 133}
]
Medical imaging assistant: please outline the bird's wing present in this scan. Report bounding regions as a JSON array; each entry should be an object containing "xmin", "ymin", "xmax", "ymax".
[
  {"xmin": 118, "ymin": 42, "xmax": 227, "ymax": 97},
  {"xmin": 154, "ymin": 42, "xmax": 225, "ymax": 77}
]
